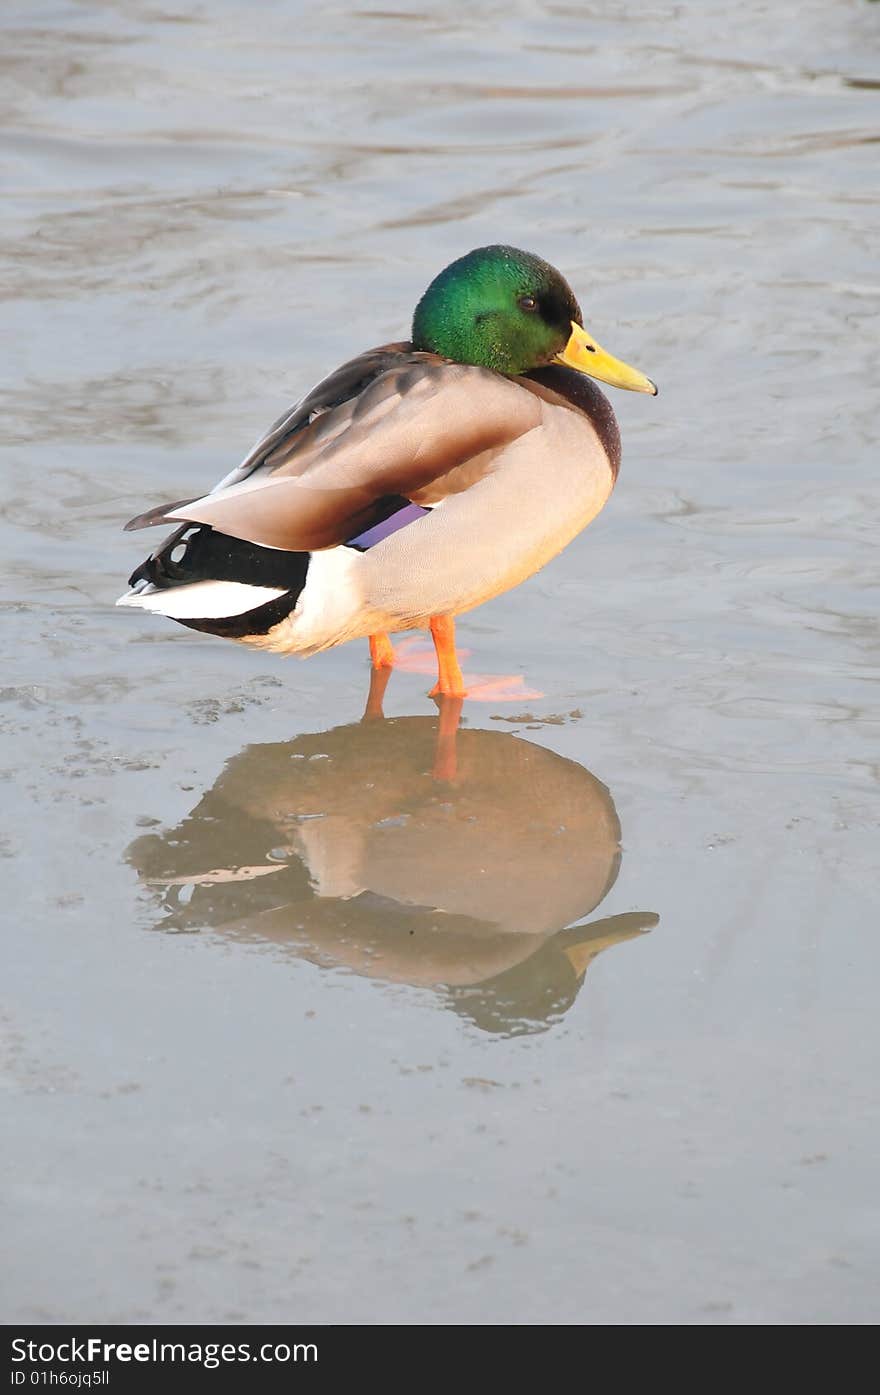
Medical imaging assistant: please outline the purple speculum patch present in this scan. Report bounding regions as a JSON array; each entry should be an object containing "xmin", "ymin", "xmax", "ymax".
[{"xmin": 346, "ymin": 501, "xmax": 429, "ymax": 552}]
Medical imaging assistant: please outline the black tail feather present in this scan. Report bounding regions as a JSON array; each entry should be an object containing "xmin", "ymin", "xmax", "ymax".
[
  {"xmin": 128, "ymin": 524, "xmax": 310, "ymax": 593},
  {"xmin": 126, "ymin": 524, "xmax": 310, "ymax": 638},
  {"xmin": 177, "ymin": 592, "xmax": 301, "ymax": 638}
]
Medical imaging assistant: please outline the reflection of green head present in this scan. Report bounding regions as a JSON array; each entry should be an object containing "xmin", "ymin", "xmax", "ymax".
[
  {"xmin": 412, "ymin": 244, "xmax": 582, "ymax": 375},
  {"xmin": 446, "ymin": 929, "xmax": 588, "ymax": 1037},
  {"xmin": 447, "ymin": 912, "xmax": 657, "ymax": 1037}
]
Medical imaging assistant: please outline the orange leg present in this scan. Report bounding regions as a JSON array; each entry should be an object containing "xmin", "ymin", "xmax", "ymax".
[
  {"xmin": 432, "ymin": 695, "xmax": 463, "ymax": 781},
  {"xmin": 428, "ymin": 615, "xmax": 466, "ymax": 698},
  {"xmin": 362, "ymin": 664, "xmax": 392, "ymax": 722},
  {"xmin": 369, "ymin": 632, "xmax": 395, "ymax": 670}
]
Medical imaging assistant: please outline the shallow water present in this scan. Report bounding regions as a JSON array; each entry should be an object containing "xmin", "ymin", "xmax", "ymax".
[{"xmin": 2, "ymin": 0, "xmax": 879, "ymax": 1325}]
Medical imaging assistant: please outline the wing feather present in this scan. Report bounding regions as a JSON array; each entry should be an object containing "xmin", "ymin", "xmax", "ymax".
[{"xmin": 157, "ymin": 354, "xmax": 542, "ymax": 552}]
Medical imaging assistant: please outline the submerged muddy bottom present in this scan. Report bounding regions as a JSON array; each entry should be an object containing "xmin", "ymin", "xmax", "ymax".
[{"xmin": 2, "ymin": 0, "xmax": 879, "ymax": 1324}]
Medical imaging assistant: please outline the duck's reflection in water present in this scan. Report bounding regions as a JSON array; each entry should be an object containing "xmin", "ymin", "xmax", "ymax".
[{"xmin": 128, "ymin": 701, "xmax": 657, "ymax": 1035}]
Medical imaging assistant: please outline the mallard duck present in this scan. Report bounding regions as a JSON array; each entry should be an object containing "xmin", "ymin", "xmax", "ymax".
[{"xmin": 117, "ymin": 244, "xmax": 656, "ymax": 695}]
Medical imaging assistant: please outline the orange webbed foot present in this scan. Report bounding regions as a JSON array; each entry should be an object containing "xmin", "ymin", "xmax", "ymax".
[{"xmin": 373, "ymin": 627, "xmax": 543, "ymax": 703}]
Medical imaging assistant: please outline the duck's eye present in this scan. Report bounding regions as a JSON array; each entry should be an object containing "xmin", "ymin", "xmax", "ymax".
[{"xmin": 517, "ymin": 294, "xmax": 538, "ymax": 313}]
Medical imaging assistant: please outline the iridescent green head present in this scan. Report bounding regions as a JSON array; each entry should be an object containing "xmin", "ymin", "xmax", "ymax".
[
  {"xmin": 412, "ymin": 245, "xmax": 581, "ymax": 376},
  {"xmin": 411, "ymin": 244, "xmax": 657, "ymax": 393}
]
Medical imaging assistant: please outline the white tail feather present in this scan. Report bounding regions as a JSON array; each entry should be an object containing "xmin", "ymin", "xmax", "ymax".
[{"xmin": 116, "ymin": 580, "xmax": 287, "ymax": 619}]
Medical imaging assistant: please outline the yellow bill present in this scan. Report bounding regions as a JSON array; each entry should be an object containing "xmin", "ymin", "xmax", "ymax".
[{"xmin": 556, "ymin": 321, "xmax": 657, "ymax": 395}]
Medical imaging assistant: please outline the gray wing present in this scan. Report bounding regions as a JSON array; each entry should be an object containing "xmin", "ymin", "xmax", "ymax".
[{"xmin": 125, "ymin": 349, "xmax": 542, "ymax": 553}]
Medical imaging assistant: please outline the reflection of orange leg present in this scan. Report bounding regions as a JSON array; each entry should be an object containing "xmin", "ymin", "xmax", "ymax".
[
  {"xmin": 369, "ymin": 632, "xmax": 395, "ymax": 669},
  {"xmin": 362, "ymin": 664, "xmax": 392, "ymax": 722},
  {"xmin": 432, "ymin": 695, "xmax": 463, "ymax": 781},
  {"xmin": 428, "ymin": 615, "xmax": 466, "ymax": 698}
]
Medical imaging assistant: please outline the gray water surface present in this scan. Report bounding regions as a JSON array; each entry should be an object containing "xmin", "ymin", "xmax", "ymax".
[{"xmin": 2, "ymin": 0, "xmax": 879, "ymax": 1325}]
